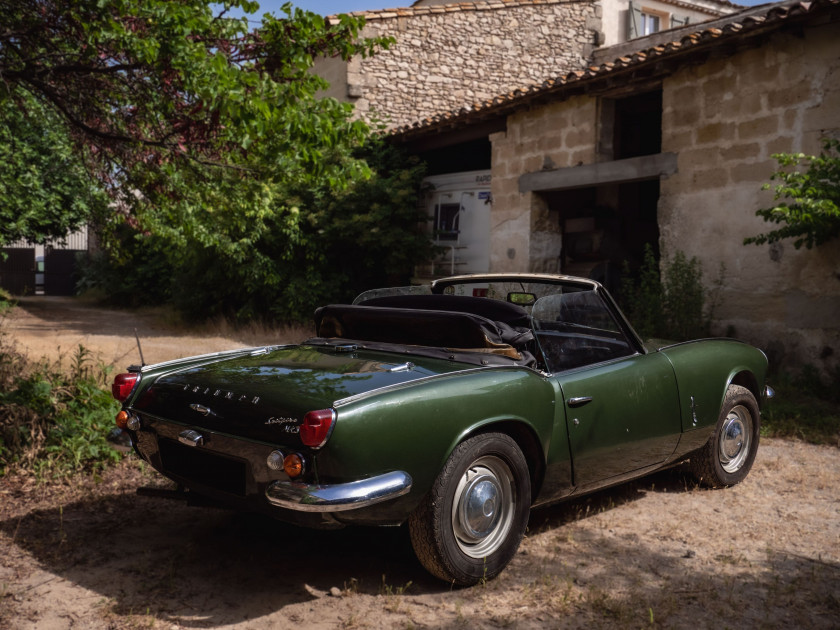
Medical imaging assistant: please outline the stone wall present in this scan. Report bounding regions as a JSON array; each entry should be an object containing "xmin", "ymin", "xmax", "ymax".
[
  {"xmin": 489, "ymin": 96, "xmax": 599, "ymax": 273},
  {"xmin": 342, "ymin": 1, "xmax": 600, "ymax": 128},
  {"xmin": 659, "ymin": 22, "xmax": 840, "ymax": 372}
]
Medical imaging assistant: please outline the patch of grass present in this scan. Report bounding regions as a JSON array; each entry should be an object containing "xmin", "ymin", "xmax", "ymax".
[
  {"xmin": 762, "ymin": 365, "xmax": 840, "ymax": 445},
  {"xmin": 0, "ymin": 333, "xmax": 122, "ymax": 478}
]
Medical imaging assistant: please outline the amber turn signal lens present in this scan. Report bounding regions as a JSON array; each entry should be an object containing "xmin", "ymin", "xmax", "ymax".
[
  {"xmin": 283, "ymin": 453, "xmax": 305, "ymax": 478},
  {"xmin": 115, "ymin": 410, "xmax": 129, "ymax": 429}
]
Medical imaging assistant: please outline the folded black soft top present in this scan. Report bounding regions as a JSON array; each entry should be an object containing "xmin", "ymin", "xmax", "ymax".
[
  {"xmin": 357, "ymin": 294, "xmax": 531, "ymax": 328},
  {"xmin": 313, "ymin": 297, "xmax": 535, "ymax": 366}
]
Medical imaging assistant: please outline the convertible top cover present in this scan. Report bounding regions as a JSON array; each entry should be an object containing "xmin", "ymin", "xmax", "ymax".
[{"xmin": 313, "ymin": 295, "xmax": 535, "ymax": 366}]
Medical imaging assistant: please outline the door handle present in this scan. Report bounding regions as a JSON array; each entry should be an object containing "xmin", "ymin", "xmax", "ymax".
[{"xmin": 567, "ymin": 396, "xmax": 593, "ymax": 407}]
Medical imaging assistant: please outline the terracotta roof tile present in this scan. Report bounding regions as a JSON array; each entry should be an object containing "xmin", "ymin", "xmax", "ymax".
[
  {"xmin": 391, "ymin": 0, "xmax": 839, "ymax": 138},
  {"xmin": 333, "ymin": 0, "xmax": 730, "ymax": 22},
  {"xmin": 351, "ymin": 0, "xmax": 740, "ymax": 21}
]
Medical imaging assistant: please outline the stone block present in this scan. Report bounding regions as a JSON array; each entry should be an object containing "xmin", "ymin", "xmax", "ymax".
[
  {"xmin": 696, "ymin": 122, "xmax": 737, "ymax": 146},
  {"xmin": 720, "ymin": 143, "xmax": 761, "ymax": 163},
  {"xmin": 730, "ymin": 159, "xmax": 777, "ymax": 184},
  {"xmin": 701, "ymin": 70, "xmax": 738, "ymax": 103},
  {"xmin": 666, "ymin": 105, "xmax": 701, "ymax": 129},
  {"xmin": 765, "ymin": 137, "xmax": 794, "ymax": 157},
  {"xmin": 737, "ymin": 115, "xmax": 780, "ymax": 142},
  {"xmin": 767, "ymin": 80, "xmax": 815, "ymax": 111},
  {"xmin": 691, "ymin": 167, "xmax": 730, "ymax": 190},
  {"xmin": 570, "ymin": 148, "xmax": 595, "ymax": 165},
  {"xmin": 662, "ymin": 128, "xmax": 694, "ymax": 153},
  {"xmin": 679, "ymin": 147, "xmax": 722, "ymax": 171},
  {"xmin": 718, "ymin": 91, "xmax": 764, "ymax": 122}
]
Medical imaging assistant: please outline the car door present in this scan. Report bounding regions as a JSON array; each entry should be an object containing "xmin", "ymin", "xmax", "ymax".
[
  {"xmin": 555, "ymin": 351, "xmax": 681, "ymax": 487},
  {"xmin": 533, "ymin": 289, "xmax": 682, "ymax": 488}
]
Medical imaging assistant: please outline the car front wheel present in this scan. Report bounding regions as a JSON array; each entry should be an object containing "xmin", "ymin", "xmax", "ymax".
[
  {"xmin": 408, "ymin": 432, "xmax": 531, "ymax": 585},
  {"xmin": 690, "ymin": 384, "xmax": 760, "ymax": 487}
]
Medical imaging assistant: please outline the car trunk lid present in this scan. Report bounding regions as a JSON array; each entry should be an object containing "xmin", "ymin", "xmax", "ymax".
[{"xmin": 131, "ymin": 344, "xmax": 463, "ymax": 445}]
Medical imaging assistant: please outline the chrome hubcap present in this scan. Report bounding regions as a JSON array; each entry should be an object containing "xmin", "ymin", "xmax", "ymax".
[
  {"xmin": 719, "ymin": 405, "xmax": 752, "ymax": 473},
  {"xmin": 452, "ymin": 456, "xmax": 515, "ymax": 558}
]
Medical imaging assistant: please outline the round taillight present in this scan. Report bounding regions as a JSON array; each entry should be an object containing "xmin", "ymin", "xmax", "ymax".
[
  {"xmin": 300, "ymin": 409, "xmax": 336, "ymax": 448},
  {"xmin": 115, "ymin": 410, "xmax": 129, "ymax": 429},
  {"xmin": 283, "ymin": 453, "xmax": 305, "ymax": 478},
  {"xmin": 112, "ymin": 373, "xmax": 140, "ymax": 402}
]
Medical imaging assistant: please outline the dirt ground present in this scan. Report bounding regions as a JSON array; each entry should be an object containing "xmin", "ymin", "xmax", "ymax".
[{"xmin": 1, "ymin": 297, "xmax": 839, "ymax": 629}]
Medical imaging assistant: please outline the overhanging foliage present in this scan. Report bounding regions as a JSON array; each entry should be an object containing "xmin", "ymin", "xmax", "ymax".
[{"xmin": 745, "ymin": 138, "xmax": 840, "ymax": 250}]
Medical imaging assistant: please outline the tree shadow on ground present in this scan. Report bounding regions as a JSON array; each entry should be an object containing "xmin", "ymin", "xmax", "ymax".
[
  {"xmin": 5, "ymin": 464, "xmax": 836, "ymax": 628},
  {"xmin": 0, "ymin": 468, "xmax": 690, "ymax": 627},
  {"xmin": 0, "ymin": 487, "xmax": 426, "ymax": 626}
]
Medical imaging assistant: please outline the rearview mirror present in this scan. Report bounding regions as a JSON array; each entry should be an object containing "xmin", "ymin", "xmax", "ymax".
[{"xmin": 507, "ymin": 292, "xmax": 536, "ymax": 306}]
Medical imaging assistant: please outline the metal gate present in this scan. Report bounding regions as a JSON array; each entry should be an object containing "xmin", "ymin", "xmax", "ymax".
[{"xmin": 0, "ymin": 248, "xmax": 36, "ymax": 295}]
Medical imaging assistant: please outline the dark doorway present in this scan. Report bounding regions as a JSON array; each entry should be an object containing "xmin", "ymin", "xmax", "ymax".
[
  {"xmin": 44, "ymin": 248, "xmax": 84, "ymax": 296},
  {"xmin": 0, "ymin": 248, "xmax": 36, "ymax": 295},
  {"xmin": 542, "ymin": 179, "xmax": 660, "ymax": 294}
]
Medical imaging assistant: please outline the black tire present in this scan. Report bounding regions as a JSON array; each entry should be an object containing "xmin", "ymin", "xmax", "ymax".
[
  {"xmin": 408, "ymin": 432, "xmax": 531, "ymax": 586},
  {"xmin": 690, "ymin": 385, "xmax": 760, "ymax": 488}
]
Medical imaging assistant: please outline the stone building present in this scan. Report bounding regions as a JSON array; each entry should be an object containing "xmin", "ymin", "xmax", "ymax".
[
  {"xmin": 315, "ymin": 0, "xmax": 737, "ymax": 129},
  {"xmin": 391, "ymin": 0, "xmax": 840, "ymax": 372}
]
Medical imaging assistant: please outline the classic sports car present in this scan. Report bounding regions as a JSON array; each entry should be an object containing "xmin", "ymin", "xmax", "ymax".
[{"xmin": 112, "ymin": 274, "xmax": 772, "ymax": 585}]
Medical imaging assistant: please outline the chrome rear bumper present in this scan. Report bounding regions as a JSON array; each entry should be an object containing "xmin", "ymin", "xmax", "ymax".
[{"xmin": 265, "ymin": 470, "xmax": 412, "ymax": 512}]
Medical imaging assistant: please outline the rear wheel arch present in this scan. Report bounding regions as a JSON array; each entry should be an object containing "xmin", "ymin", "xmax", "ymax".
[{"xmin": 459, "ymin": 420, "xmax": 545, "ymax": 501}]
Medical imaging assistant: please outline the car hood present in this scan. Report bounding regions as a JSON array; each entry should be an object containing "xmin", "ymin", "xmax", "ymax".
[{"xmin": 131, "ymin": 344, "xmax": 464, "ymax": 444}]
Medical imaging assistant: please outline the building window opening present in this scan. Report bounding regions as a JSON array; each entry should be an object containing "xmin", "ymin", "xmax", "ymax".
[
  {"xmin": 612, "ymin": 89, "xmax": 662, "ymax": 160},
  {"xmin": 434, "ymin": 202, "xmax": 461, "ymax": 241},
  {"xmin": 641, "ymin": 12, "xmax": 660, "ymax": 35},
  {"xmin": 628, "ymin": 2, "xmax": 675, "ymax": 40}
]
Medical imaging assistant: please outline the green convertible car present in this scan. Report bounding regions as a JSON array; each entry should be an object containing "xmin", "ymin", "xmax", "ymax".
[{"xmin": 112, "ymin": 274, "xmax": 772, "ymax": 585}]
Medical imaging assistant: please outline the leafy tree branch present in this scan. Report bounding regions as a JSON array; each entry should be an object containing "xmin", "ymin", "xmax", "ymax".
[{"xmin": 745, "ymin": 138, "xmax": 840, "ymax": 250}]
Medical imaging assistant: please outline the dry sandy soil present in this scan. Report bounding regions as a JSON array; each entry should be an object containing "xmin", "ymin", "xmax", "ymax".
[{"xmin": 1, "ymin": 297, "xmax": 839, "ymax": 629}]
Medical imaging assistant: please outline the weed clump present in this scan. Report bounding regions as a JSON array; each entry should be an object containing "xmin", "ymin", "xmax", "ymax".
[
  {"xmin": 619, "ymin": 244, "xmax": 723, "ymax": 342},
  {"xmin": 0, "ymin": 330, "xmax": 121, "ymax": 478}
]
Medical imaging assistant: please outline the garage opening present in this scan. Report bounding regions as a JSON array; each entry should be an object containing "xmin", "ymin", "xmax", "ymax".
[{"xmin": 542, "ymin": 179, "xmax": 660, "ymax": 295}]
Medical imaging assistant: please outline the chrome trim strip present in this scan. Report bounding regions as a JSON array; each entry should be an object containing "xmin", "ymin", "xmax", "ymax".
[
  {"xmin": 265, "ymin": 471, "xmax": 412, "ymax": 513},
  {"xmin": 430, "ymin": 273, "xmax": 599, "ymax": 292},
  {"xmin": 136, "ymin": 345, "xmax": 291, "ymax": 373}
]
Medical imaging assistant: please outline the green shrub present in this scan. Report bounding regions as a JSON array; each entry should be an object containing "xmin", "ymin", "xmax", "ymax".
[
  {"xmin": 620, "ymin": 244, "xmax": 721, "ymax": 341},
  {"xmin": 0, "ymin": 338, "xmax": 121, "ymax": 478}
]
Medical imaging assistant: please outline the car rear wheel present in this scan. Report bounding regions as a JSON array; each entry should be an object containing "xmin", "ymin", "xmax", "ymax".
[
  {"xmin": 408, "ymin": 432, "xmax": 530, "ymax": 586},
  {"xmin": 690, "ymin": 385, "xmax": 760, "ymax": 488}
]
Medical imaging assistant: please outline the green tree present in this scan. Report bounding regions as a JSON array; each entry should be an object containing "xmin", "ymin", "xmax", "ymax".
[
  {"xmin": 0, "ymin": 93, "xmax": 109, "ymax": 247},
  {"xmin": 168, "ymin": 140, "xmax": 435, "ymax": 322},
  {"xmin": 1, "ymin": 0, "xmax": 390, "ymax": 253},
  {"xmin": 745, "ymin": 138, "xmax": 840, "ymax": 249}
]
